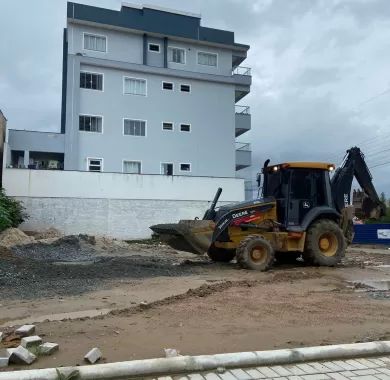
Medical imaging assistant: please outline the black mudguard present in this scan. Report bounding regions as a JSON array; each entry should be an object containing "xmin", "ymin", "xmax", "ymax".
[{"xmin": 287, "ymin": 206, "xmax": 341, "ymax": 232}]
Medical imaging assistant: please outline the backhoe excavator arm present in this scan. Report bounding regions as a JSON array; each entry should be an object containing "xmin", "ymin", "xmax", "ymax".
[{"xmin": 331, "ymin": 147, "xmax": 385, "ymax": 219}]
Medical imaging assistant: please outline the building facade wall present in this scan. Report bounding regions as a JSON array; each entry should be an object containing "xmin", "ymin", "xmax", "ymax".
[
  {"xmin": 8, "ymin": 130, "xmax": 65, "ymax": 153},
  {"xmin": 74, "ymin": 64, "xmax": 236, "ymax": 176},
  {"xmin": 63, "ymin": 17, "xmax": 245, "ymax": 176},
  {"xmin": 68, "ymin": 23, "xmax": 234, "ymax": 76}
]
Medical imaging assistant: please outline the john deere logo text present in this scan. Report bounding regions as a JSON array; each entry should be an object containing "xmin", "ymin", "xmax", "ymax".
[{"xmin": 232, "ymin": 210, "xmax": 249, "ymax": 219}]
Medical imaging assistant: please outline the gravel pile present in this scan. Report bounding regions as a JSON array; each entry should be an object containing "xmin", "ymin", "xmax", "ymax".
[{"xmin": 0, "ymin": 235, "xmax": 200, "ymax": 300}]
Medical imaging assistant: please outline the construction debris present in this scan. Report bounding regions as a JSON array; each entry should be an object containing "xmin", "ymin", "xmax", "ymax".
[
  {"xmin": 15, "ymin": 324, "xmax": 36, "ymax": 337},
  {"xmin": 0, "ymin": 357, "xmax": 8, "ymax": 368},
  {"xmin": 21, "ymin": 335, "xmax": 42, "ymax": 349},
  {"xmin": 164, "ymin": 348, "xmax": 180, "ymax": 358},
  {"xmin": 38, "ymin": 342, "xmax": 59, "ymax": 356},
  {"xmin": 7, "ymin": 345, "xmax": 37, "ymax": 365},
  {"xmin": 0, "ymin": 331, "xmax": 3, "ymax": 343},
  {"xmin": 0, "ymin": 228, "xmax": 34, "ymax": 248},
  {"xmin": 29, "ymin": 227, "xmax": 63, "ymax": 240},
  {"xmin": 84, "ymin": 347, "xmax": 102, "ymax": 364}
]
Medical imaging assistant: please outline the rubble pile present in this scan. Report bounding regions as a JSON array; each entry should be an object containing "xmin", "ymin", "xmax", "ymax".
[{"xmin": 0, "ymin": 324, "xmax": 58, "ymax": 367}]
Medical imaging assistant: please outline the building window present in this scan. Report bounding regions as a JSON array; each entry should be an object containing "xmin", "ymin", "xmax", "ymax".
[
  {"xmin": 80, "ymin": 72, "xmax": 103, "ymax": 91},
  {"xmin": 180, "ymin": 84, "xmax": 191, "ymax": 93},
  {"xmin": 124, "ymin": 119, "xmax": 146, "ymax": 137},
  {"xmin": 161, "ymin": 163, "xmax": 173, "ymax": 175},
  {"xmin": 123, "ymin": 160, "xmax": 141, "ymax": 174},
  {"xmin": 83, "ymin": 33, "xmax": 107, "ymax": 52},
  {"xmin": 162, "ymin": 82, "xmax": 174, "ymax": 91},
  {"xmin": 148, "ymin": 43, "xmax": 160, "ymax": 53},
  {"xmin": 124, "ymin": 77, "xmax": 147, "ymax": 96},
  {"xmin": 79, "ymin": 115, "xmax": 103, "ymax": 133},
  {"xmin": 198, "ymin": 52, "xmax": 218, "ymax": 67},
  {"xmin": 168, "ymin": 47, "xmax": 185, "ymax": 64},
  {"xmin": 162, "ymin": 122, "xmax": 174, "ymax": 131},
  {"xmin": 180, "ymin": 123, "xmax": 191, "ymax": 132},
  {"xmin": 88, "ymin": 158, "xmax": 103, "ymax": 172},
  {"xmin": 180, "ymin": 163, "xmax": 191, "ymax": 172}
]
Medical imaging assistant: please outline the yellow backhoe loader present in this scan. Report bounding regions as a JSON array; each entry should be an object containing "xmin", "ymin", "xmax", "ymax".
[{"xmin": 151, "ymin": 147, "xmax": 385, "ymax": 270}]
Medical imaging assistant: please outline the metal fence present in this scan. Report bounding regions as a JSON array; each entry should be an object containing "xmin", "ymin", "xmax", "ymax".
[
  {"xmin": 233, "ymin": 66, "xmax": 252, "ymax": 76},
  {"xmin": 235, "ymin": 142, "xmax": 251, "ymax": 151},
  {"xmin": 235, "ymin": 105, "xmax": 250, "ymax": 114}
]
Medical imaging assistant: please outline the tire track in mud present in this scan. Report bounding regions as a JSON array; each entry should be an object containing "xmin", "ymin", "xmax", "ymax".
[{"xmin": 104, "ymin": 269, "xmax": 324, "ymax": 318}]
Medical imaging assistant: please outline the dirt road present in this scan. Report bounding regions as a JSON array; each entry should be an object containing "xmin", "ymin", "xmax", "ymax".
[{"xmin": 0, "ymin": 236, "xmax": 389, "ymax": 371}]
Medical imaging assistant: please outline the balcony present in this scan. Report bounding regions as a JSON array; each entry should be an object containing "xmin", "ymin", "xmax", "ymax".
[
  {"xmin": 235, "ymin": 142, "xmax": 252, "ymax": 171},
  {"xmin": 235, "ymin": 105, "xmax": 251, "ymax": 137},
  {"xmin": 233, "ymin": 66, "xmax": 251, "ymax": 102},
  {"xmin": 232, "ymin": 51, "xmax": 248, "ymax": 69}
]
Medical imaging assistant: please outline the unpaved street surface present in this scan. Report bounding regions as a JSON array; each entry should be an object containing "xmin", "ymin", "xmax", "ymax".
[{"xmin": 0, "ymin": 235, "xmax": 389, "ymax": 371}]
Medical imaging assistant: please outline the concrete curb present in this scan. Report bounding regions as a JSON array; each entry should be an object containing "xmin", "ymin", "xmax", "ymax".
[{"xmin": 1, "ymin": 341, "xmax": 389, "ymax": 380}]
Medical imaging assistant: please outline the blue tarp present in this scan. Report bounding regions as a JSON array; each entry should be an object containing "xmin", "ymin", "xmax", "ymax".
[{"xmin": 353, "ymin": 224, "xmax": 390, "ymax": 245}]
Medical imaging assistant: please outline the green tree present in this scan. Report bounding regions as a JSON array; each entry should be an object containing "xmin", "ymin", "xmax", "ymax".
[{"xmin": 0, "ymin": 189, "xmax": 27, "ymax": 231}]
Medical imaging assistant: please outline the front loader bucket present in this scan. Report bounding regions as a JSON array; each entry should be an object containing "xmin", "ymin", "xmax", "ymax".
[{"xmin": 150, "ymin": 220, "xmax": 215, "ymax": 255}]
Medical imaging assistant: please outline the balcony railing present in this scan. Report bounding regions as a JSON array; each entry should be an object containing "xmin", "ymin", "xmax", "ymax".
[
  {"xmin": 233, "ymin": 66, "xmax": 252, "ymax": 76},
  {"xmin": 235, "ymin": 105, "xmax": 250, "ymax": 115},
  {"xmin": 235, "ymin": 142, "xmax": 251, "ymax": 151}
]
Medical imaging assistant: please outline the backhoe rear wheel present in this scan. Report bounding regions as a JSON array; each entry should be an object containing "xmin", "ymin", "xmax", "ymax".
[
  {"xmin": 236, "ymin": 235, "xmax": 275, "ymax": 271},
  {"xmin": 303, "ymin": 219, "xmax": 346, "ymax": 266},
  {"xmin": 207, "ymin": 244, "xmax": 236, "ymax": 262}
]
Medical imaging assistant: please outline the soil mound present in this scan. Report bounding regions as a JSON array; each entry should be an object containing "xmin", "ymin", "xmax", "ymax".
[{"xmin": 0, "ymin": 228, "xmax": 35, "ymax": 248}]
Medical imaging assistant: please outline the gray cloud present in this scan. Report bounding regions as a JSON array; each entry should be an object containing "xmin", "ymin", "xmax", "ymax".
[{"xmin": 0, "ymin": 0, "xmax": 389, "ymax": 194}]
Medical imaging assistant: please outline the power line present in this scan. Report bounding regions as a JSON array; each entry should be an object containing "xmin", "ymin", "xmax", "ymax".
[
  {"xmin": 370, "ymin": 161, "xmax": 390, "ymax": 169},
  {"xmin": 356, "ymin": 88, "xmax": 390, "ymax": 108}
]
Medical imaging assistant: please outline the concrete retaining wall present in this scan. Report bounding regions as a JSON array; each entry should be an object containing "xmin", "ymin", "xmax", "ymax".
[
  {"xmin": 4, "ymin": 169, "xmax": 244, "ymax": 239},
  {"xmin": 17, "ymin": 197, "xmax": 221, "ymax": 239}
]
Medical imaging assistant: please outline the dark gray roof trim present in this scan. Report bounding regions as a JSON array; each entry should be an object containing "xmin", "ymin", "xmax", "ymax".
[{"xmin": 67, "ymin": 2, "xmax": 249, "ymax": 50}]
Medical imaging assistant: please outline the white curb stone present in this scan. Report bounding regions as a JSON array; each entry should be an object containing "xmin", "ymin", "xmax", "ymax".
[
  {"xmin": 6, "ymin": 346, "xmax": 36, "ymax": 365},
  {"xmin": 21, "ymin": 335, "xmax": 42, "ymax": 349},
  {"xmin": 39, "ymin": 342, "xmax": 59, "ymax": 356},
  {"xmin": 0, "ymin": 341, "xmax": 389, "ymax": 380},
  {"xmin": 0, "ymin": 357, "xmax": 8, "ymax": 368},
  {"xmin": 15, "ymin": 325, "xmax": 36, "ymax": 337},
  {"xmin": 84, "ymin": 347, "xmax": 102, "ymax": 364}
]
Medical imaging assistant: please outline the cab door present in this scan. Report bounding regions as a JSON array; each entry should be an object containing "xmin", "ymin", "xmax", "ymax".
[{"xmin": 287, "ymin": 169, "xmax": 314, "ymax": 227}]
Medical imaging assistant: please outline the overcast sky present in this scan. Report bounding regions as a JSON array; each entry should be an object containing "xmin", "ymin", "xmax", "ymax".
[{"xmin": 1, "ymin": 0, "xmax": 389, "ymax": 194}]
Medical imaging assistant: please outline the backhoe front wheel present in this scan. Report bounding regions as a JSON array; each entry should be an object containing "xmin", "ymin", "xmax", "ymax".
[
  {"xmin": 207, "ymin": 244, "xmax": 236, "ymax": 262},
  {"xmin": 236, "ymin": 235, "xmax": 275, "ymax": 271},
  {"xmin": 303, "ymin": 219, "xmax": 346, "ymax": 266}
]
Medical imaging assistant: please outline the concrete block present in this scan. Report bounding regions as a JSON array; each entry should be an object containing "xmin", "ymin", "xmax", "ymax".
[
  {"xmin": 0, "ymin": 357, "xmax": 8, "ymax": 368},
  {"xmin": 21, "ymin": 335, "xmax": 42, "ymax": 349},
  {"xmin": 39, "ymin": 342, "xmax": 59, "ymax": 355},
  {"xmin": 15, "ymin": 325, "xmax": 36, "ymax": 337},
  {"xmin": 164, "ymin": 348, "xmax": 180, "ymax": 358},
  {"xmin": 7, "ymin": 345, "xmax": 36, "ymax": 365},
  {"xmin": 84, "ymin": 347, "xmax": 102, "ymax": 364}
]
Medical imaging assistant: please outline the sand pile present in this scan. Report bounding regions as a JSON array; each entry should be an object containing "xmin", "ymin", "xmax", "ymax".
[
  {"xmin": 0, "ymin": 228, "xmax": 35, "ymax": 248},
  {"xmin": 31, "ymin": 227, "xmax": 63, "ymax": 240}
]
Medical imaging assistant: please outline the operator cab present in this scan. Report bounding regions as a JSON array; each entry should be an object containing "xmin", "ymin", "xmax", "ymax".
[{"xmin": 261, "ymin": 162, "xmax": 336, "ymax": 229}]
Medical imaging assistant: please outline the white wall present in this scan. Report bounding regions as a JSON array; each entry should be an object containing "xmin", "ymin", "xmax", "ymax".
[
  {"xmin": 4, "ymin": 169, "xmax": 244, "ymax": 201},
  {"xmin": 4, "ymin": 169, "xmax": 245, "ymax": 239}
]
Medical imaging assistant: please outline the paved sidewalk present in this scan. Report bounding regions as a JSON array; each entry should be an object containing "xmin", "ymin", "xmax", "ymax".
[{"xmin": 154, "ymin": 356, "xmax": 390, "ymax": 380}]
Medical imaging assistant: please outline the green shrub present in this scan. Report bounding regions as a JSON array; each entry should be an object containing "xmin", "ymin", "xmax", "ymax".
[{"xmin": 0, "ymin": 188, "xmax": 27, "ymax": 231}]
